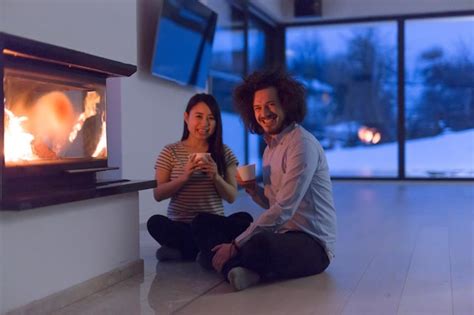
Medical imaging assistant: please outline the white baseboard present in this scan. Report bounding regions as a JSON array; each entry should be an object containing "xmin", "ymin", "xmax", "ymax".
[{"xmin": 6, "ymin": 259, "xmax": 144, "ymax": 315}]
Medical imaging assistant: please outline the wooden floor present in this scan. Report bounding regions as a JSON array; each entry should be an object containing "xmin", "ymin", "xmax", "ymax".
[{"xmin": 55, "ymin": 182, "xmax": 473, "ymax": 315}]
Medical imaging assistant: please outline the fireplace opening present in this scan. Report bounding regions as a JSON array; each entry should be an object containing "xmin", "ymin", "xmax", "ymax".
[{"xmin": 4, "ymin": 67, "xmax": 107, "ymax": 166}]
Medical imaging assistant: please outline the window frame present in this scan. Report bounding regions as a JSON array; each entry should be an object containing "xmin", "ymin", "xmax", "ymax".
[{"xmin": 283, "ymin": 10, "xmax": 474, "ymax": 181}]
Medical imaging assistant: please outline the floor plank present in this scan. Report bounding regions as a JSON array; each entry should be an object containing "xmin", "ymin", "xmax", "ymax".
[
  {"xmin": 340, "ymin": 211, "xmax": 420, "ymax": 315},
  {"xmin": 448, "ymin": 212, "xmax": 474, "ymax": 315},
  {"xmin": 398, "ymin": 227, "xmax": 452, "ymax": 315}
]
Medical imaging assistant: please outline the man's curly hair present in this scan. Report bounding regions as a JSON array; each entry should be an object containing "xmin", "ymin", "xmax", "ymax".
[{"xmin": 233, "ymin": 69, "xmax": 307, "ymax": 134}]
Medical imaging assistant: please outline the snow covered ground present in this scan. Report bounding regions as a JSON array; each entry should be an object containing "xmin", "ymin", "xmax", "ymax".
[{"xmin": 325, "ymin": 129, "xmax": 474, "ymax": 178}]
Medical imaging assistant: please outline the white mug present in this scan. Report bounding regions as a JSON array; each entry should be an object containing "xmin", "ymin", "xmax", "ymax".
[{"xmin": 237, "ymin": 164, "xmax": 256, "ymax": 181}]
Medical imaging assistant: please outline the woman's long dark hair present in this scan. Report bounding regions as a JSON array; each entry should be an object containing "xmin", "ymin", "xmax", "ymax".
[{"xmin": 181, "ymin": 93, "xmax": 226, "ymax": 176}]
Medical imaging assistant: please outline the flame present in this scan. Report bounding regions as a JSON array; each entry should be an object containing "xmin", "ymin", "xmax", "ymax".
[
  {"xmin": 358, "ymin": 126, "xmax": 381, "ymax": 145},
  {"xmin": 4, "ymin": 108, "xmax": 38, "ymax": 162},
  {"xmin": 4, "ymin": 87, "xmax": 106, "ymax": 162},
  {"xmin": 92, "ymin": 113, "xmax": 107, "ymax": 158},
  {"xmin": 69, "ymin": 91, "xmax": 101, "ymax": 142},
  {"xmin": 30, "ymin": 91, "xmax": 75, "ymax": 153}
]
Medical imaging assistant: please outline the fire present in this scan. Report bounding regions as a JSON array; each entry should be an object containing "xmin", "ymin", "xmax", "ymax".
[
  {"xmin": 4, "ymin": 108, "xmax": 37, "ymax": 162},
  {"xmin": 92, "ymin": 113, "xmax": 107, "ymax": 158},
  {"xmin": 358, "ymin": 126, "xmax": 381, "ymax": 145},
  {"xmin": 30, "ymin": 91, "xmax": 75, "ymax": 153},
  {"xmin": 4, "ymin": 87, "xmax": 106, "ymax": 163},
  {"xmin": 69, "ymin": 91, "xmax": 101, "ymax": 143},
  {"xmin": 68, "ymin": 91, "xmax": 107, "ymax": 158}
]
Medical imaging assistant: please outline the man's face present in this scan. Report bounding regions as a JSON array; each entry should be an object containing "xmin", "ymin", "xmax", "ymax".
[{"xmin": 253, "ymin": 87, "xmax": 287, "ymax": 135}]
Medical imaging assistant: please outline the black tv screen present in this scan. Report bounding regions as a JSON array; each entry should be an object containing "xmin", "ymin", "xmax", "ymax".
[{"xmin": 151, "ymin": 0, "xmax": 217, "ymax": 89}]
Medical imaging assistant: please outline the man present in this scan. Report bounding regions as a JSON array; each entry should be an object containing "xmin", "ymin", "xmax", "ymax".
[{"xmin": 192, "ymin": 69, "xmax": 337, "ymax": 291}]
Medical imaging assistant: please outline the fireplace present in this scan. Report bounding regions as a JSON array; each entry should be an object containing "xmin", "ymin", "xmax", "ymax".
[{"xmin": 0, "ymin": 32, "xmax": 155, "ymax": 210}]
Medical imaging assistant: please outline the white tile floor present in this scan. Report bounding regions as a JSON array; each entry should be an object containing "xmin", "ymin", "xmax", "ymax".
[{"xmin": 54, "ymin": 182, "xmax": 474, "ymax": 315}]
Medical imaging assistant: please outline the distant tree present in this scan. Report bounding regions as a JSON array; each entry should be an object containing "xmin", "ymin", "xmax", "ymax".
[
  {"xmin": 412, "ymin": 41, "xmax": 474, "ymax": 137},
  {"xmin": 331, "ymin": 28, "xmax": 397, "ymax": 143},
  {"xmin": 287, "ymin": 27, "xmax": 397, "ymax": 146},
  {"xmin": 287, "ymin": 34, "xmax": 326, "ymax": 80},
  {"xmin": 287, "ymin": 35, "xmax": 329, "ymax": 138}
]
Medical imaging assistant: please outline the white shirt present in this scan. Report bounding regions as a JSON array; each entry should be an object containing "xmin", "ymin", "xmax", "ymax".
[{"xmin": 235, "ymin": 124, "xmax": 337, "ymax": 260}]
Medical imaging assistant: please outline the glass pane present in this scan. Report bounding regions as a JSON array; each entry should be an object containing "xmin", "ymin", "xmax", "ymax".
[
  {"xmin": 247, "ymin": 17, "xmax": 270, "ymax": 175},
  {"xmin": 405, "ymin": 16, "xmax": 474, "ymax": 178},
  {"xmin": 222, "ymin": 112, "xmax": 245, "ymax": 166},
  {"xmin": 286, "ymin": 21, "xmax": 398, "ymax": 177},
  {"xmin": 4, "ymin": 68, "xmax": 107, "ymax": 166},
  {"xmin": 248, "ymin": 18, "xmax": 267, "ymax": 73},
  {"xmin": 207, "ymin": 2, "xmax": 246, "ymax": 165}
]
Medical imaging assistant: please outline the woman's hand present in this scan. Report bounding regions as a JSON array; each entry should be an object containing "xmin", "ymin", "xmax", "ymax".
[
  {"xmin": 211, "ymin": 243, "xmax": 237, "ymax": 273},
  {"xmin": 200, "ymin": 155, "xmax": 218, "ymax": 180},
  {"xmin": 236, "ymin": 172, "xmax": 257, "ymax": 196},
  {"xmin": 182, "ymin": 155, "xmax": 201, "ymax": 180}
]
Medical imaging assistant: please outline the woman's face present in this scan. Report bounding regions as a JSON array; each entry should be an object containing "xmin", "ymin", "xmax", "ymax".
[{"xmin": 184, "ymin": 102, "xmax": 216, "ymax": 141}]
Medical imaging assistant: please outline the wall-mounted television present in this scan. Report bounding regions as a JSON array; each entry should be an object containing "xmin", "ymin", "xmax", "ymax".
[{"xmin": 151, "ymin": 0, "xmax": 217, "ymax": 89}]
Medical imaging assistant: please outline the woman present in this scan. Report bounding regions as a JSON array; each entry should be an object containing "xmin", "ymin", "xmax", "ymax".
[{"xmin": 147, "ymin": 93, "xmax": 252, "ymax": 262}]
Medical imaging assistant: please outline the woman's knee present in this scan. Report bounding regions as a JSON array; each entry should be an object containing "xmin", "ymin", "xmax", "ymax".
[
  {"xmin": 147, "ymin": 214, "xmax": 167, "ymax": 230},
  {"xmin": 229, "ymin": 211, "xmax": 253, "ymax": 223},
  {"xmin": 147, "ymin": 215, "xmax": 170, "ymax": 244},
  {"xmin": 191, "ymin": 213, "xmax": 219, "ymax": 232}
]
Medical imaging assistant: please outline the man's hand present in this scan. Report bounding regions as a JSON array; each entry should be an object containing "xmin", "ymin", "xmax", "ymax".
[
  {"xmin": 236, "ymin": 172, "xmax": 257, "ymax": 196},
  {"xmin": 211, "ymin": 243, "xmax": 237, "ymax": 272}
]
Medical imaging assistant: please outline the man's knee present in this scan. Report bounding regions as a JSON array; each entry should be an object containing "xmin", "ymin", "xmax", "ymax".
[
  {"xmin": 236, "ymin": 231, "xmax": 274, "ymax": 274},
  {"xmin": 243, "ymin": 231, "xmax": 274, "ymax": 254}
]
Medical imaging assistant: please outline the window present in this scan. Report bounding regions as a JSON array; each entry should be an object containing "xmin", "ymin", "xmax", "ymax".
[
  {"xmin": 405, "ymin": 16, "xmax": 474, "ymax": 178},
  {"xmin": 286, "ymin": 22, "xmax": 398, "ymax": 177},
  {"xmin": 208, "ymin": 6, "xmax": 472, "ymax": 180}
]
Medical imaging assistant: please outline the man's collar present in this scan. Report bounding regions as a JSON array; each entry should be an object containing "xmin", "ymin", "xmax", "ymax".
[{"xmin": 263, "ymin": 123, "xmax": 297, "ymax": 147}]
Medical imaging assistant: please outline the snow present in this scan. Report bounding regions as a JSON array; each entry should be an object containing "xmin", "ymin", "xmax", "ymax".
[{"xmin": 325, "ymin": 129, "xmax": 474, "ymax": 178}]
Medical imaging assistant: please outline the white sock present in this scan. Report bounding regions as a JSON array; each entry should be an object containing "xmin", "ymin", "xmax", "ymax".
[{"xmin": 227, "ymin": 267, "xmax": 260, "ymax": 291}]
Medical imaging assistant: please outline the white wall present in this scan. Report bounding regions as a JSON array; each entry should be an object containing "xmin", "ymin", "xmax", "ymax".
[
  {"xmin": 322, "ymin": 0, "xmax": 473, "ymax": 19},
  {"xmin": 0, "ymin": 1, "xmax": 5, "ymax": 29},
  {"xmin": 0, "ymin": 0, "xmax": 136, "ymax": 64},
  {"xmin": 252, "ymin": 0, "xmax": 473, "ymax": 22}
]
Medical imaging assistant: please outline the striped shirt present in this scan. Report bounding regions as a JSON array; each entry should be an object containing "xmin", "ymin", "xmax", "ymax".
[{"xmin": 155, "ymin": 141, "xmax": 238, "ymax": 223}]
